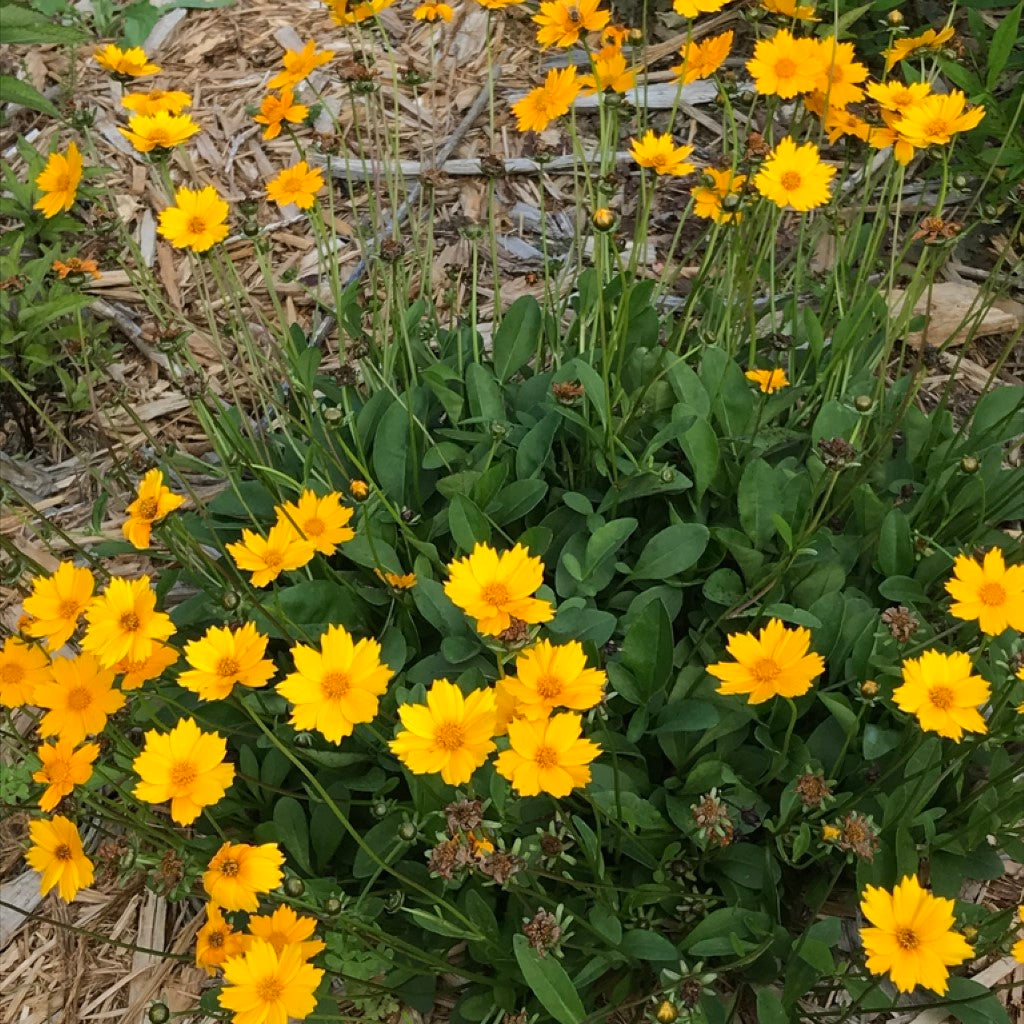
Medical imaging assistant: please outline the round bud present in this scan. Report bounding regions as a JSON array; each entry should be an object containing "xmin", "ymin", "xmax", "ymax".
[
  {"xmin": 324, "ymin": 896, "xmax": 343, "ymax": 915},
  {"xmin": 854, "ymin": 394, "xmax": 873, "ymax": 412},
  {"xmin": 148, "ymin": 1004, "xmax": 170, "ymax": 1024},
  {"xmin": 860, "ymin": 679, "xmax": 879, "ymax": 698},
  {"xmin": 655, "ymin": 1002, "xmax": 679, "ymax": 1023},
  {"xmin": 659, "ymin": 467, "xmax": 675, "ymax": 484},
  {"xmin": 721, "ymin": 192, "xmax": 742, "ymax": 210},
  {"xmin": 960, "ymin": 456, "xmax": 979, "ymax": 474},
  {"xmin": 398, "ymin": 821, "xmax": 417, "ymax": 842},
  {"xmin": 953, "ymin": 174, "xmax": 968, "ymax": 190},
  {"xmin": 284, "ymin": 877, "xmax": 305, "ymax": 898},
  {"xmin": 371, "ymin": 799, "xmax": 388, "ymax": 819},
  {"xmin": 591, "ymin": 207, "xmax": 617, "ymax": 232},
  {"xmin": 489, "ymin": 420, "xmax": 510, "ymax": 439},
  {"xmin": 887, "ymin": 9, "xmax": 904, "ymax": 24},
  {"xmin": 220, "ymin": 591, "xmax": 240, "ymax": 611}
]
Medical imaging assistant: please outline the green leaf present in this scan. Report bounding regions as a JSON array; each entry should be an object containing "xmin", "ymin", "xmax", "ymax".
[
  {"xmin": 0, "ymin": 4, "xmax": 88, "ymax": 43},
  {"xmin": 492, "ymin": 295, "xmax": 541, "ymax": 381},
  {"xmin": 405, "ymin": 908, "xmax": 474, "ymax": 939},
  {"xmin": 449, "ymin": 494, "xmax": 490, "ymax": 551},
  {"xmin": 585, "ymin": 517, "xmax": 637, "ymax": 574},
  {"xmin": 273, "ymin": 796, "xmax": 311, "ymax": 874},
  {"xmin": 0, "ymin": 75, "xmax": 60, "ymax": 117},
  {"xmin": 877, "ymin": 509, "xmax": 913, "ymax": 576},
  {"xmin": 817, "ymin": 693, "xmax": 858, "ymax": 737},
  {"xmin": 487, "ymin": 479, "xmax": 547, "ymax": 524},
  {"xmin": 945, "ymin": 976, "xmax": 1010, "ymax": 1024},
  {"xmin": 620, "ymin": 929, "xmax": 679, "ymax": 962},
  {"xmin": 372, "ymin": 398, "xmax": 412, "ymax": 504},
  {"xmin": 630, "ymin": 523, "xmax": 709, "ymax": 580},
  {"xmin": 987, "ymin": 2, "xmax": 1023, "ymax": 92},
  {"xmin": 678, "ymin": 416, "xmax": 719, "ymax": 498},
  {"xmin": 755, "ymin": 989, "xmax": 788, "ymax": 1024},
  {"xmin": 515, "ymin": 413, "xmax": 560, "ymax": 479},
  {"xmin": 466, "ymin": 362, "xmax": 505, "ymax": 423},
  {"xmin": 618, "ymin": 599, "xmax": 673, "ymax": 703},
  {"xmin": 512, "ymin": 934, "xmax": 586, "ymax": 1024},
  {"xmin": 737, "ymin": 459, "xmax": 783, "ymax": 548},
  {"xmin": 255, "ymin": 581, "xmax": 368, "ymax": 640}
]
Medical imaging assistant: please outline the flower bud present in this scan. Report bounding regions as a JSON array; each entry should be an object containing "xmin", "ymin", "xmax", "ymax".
[
  {"xmin": 659, "ymin": 467, "xmax": 675, "ymax": 484},
  {"xmin": 960, "ymin": 456, "xmax": 979, "ymax": 474},
  {"xmin": 854, "ymin": 394, "xmax": 873, "ymax": 412},
  {"xmin": 148, "ymin": 1004, "xmax": 170, "ymax": 1024},
  {"xmin": 592, "ymin": 207, "xmax": 617, "ymax": 231},
  {"xmin": 655, "ymin": 1002, "xmax": 679, "ymax": 1023},
  {"xmin": 284, "ymin": 877, "xmax": 305, "ymax": 898},
  {"xmin": 860, "ymin": 679, "xmax": 879, "ymax": 698},
  {"xmin": 324, "ymin": 896, "xmax": 343, "ymax": 915},
  {"xmin": 371, "ymin": 798, "xmax": 388, "ymax": 819},
  {"xmin": 887, "ymin": 9, "xmax": 904, "ymax": 24},
  {"xmin": 398, "ymin": 821, "xmax": 417, "ymax": 842}
]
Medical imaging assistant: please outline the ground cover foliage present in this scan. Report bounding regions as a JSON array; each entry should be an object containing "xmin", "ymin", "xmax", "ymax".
[{"xmin": 1, "ymin": 0, "xmax": 1024, "ymax": 1022}]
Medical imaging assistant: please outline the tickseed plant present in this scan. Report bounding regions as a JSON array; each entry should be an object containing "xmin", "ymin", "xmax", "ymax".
[{"xmin": 2, "ymin": 0, "xmax": 1024, "ymax": 1022}]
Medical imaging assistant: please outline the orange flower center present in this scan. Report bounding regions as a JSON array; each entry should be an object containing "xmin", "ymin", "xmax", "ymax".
[
  {"xmin": 58, "ymin": 599, "xmax": 82, "ymax": 620},
  {"xmin": 774, "ymin": 57, "xmax": 797, "ymax": 79},
  {"xmin": 534, "ymin": 675, "xmax": 563, "ymax": 700},
  {"xmin": 137, "ymin": 497, "xmax": 160, "ymax": 520},
  {"xmin": 434, "ymin": 721, "xmax": 466, "ymax": 751},
  {"xmin": 895, "ymin": 926, "xmax": 919, "ymax": 950},
  {"xmin": 47, "ymin": 760, "xmax": 72, "ymax": 784},
  {"xmin": 827, "ymin": 64, "xmax": 845, "ymax": 84},
  {"xmin": 170, "ymin": 760, "xmax": 198, "ymax": 787},
  {"xmin": 218, "ymin": 857, "xmax": 241, "ymax": 876},
  {"xmin": 186, "ymin": 216, "xmax": 208, "ymax": 235},
  {"xmin": 533, "ymin": 744, "xmax": 559, "ymax": 770},
  {"xmin": 977, "ymin": 582, "xmax": 1006, "ymax": 607},
  {"xmin": 481, "ymin": 582, "xmax": 510, "ymax": 607},
  {"xmin": 780, "ymin": 171, "xmax": 803, "ymax": 191},
  {"xmin": 751, "ymin": 658, "xmax": 781, "ymax": 684},
  {"xmin": 652, "ymin": 153, "xmax": 668, "ymax": 169},
  {"xmin": 321, "ymin": 671, "xmax": 351, "ymax": 699},
  {"xmin": 928, "ymin": 685, "xmax": 955, "ymax": 710},
  {"xmin": 207, "ymin": 930, "xmax": 225, "ymax": 948},
  {"xmin": 53, "ymin": 173, "xmax": 71, "ymax": 192},
  {"xmin": 923, "ymin": 118, "xmax": 948, "ymax": 137},
  {"xmin": 303, "ymin": 517, "xmax": 325, "ymax": 537},
  {"xmin": 119, "ymin": 612, "xmax": 141, "ymax": 632},
  {"xmin": 67, "ymin": 686, "xmax": 93, "ymax": 711},
  {"xmin": 256, "ymin": 978, "xmax": 285, "ymax": 1003},
  {"xmin": 0, "ymin": 663, "xmax": 25, "ymax": 685},
  {"xmin": 148, "ymin": 129, "xmax": 172, "ymax": 146},
  {"xmin": 262, "ymin": 550, "xmax": 283, "ymax": 569},
  {"xmin": 216, "ymin": 657, "xmax": 240, "ymax": 678},
  {"xmin": 54, "ymin": 843, "xmax": 74, "ymax": 861}
]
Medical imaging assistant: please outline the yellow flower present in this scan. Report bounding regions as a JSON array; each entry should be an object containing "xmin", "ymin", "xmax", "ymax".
[
  {"xmin": 0, "ymin": 637, "xmax": 50, "ymax": 707},
  {"xmin": 268, "ymin": 40, "xmax": 335, "ymax": 90},
  {"xmin": 52, "ymin": 257, "xmax": 100, "ymax": 279},
  {"xmin": 158, "ymin": 186, "xmax": 230, "ymax": 252},
  {"xmin": 511, "ymin": 66, "xmax": 582, "ymax": 133},
  {"xmin": 865, "ymin": 79, "xmax": 932, "ymax": 114},
  {"xmin": 227, "ymin": 522, "xmax": 316, "ymax": 587},
  {"xmin": 26, "ymin": 816, "xmax": 94, "ymax": 902},
  {"xmin": 673, "ymin": 0, "xmax": 731, "ymax": 17},
  {"xmin": 495, "ymin": 712, "xmax": 600, "ymax": 797},
  {"xmin": 1013, "ymin": 906, "xmax": 1024, "ymax": 964},
  {"xmin": 327, "ymin": 0, "xmax": 395, "ymax": 24},
  {"xmin": 275, "ymin": 489, "xmax": 354, "ymax": 554},
  {"xmin": 196, "ymin": 903, "xmax": 248, "ymax": 975},
  {"xmin": 82, "ymin": 575, "xmax": 175, "ymax": 668},
  {"xmin": 277, "ymin": 624, "xmax": 393, "ymax": 744},
  {"xmin": 473, "ymin": 0, "xmax": 525, "ymax": 7},
  {"xmin": 115, "ymin": 643, "xmax": 179, "ymax": 691},
  {"xmin": 747, "ymin": 30, "xmax": 823, "ymax": 98},
  {"xmin": 375, "ymin": 569, "xmax": 417, "ymax": 590},
  {"xmin": 492, "ymin": 677, "xmax": 519, "ymax": 736},
  {"xmin": 248, "ymin": 905, "xmax": 325, "ymax": 960},
  {"xmin": 93, "ymin": 44, "xmax": 160, "ymax": 77},
  {"xmin": 860, "ymin": 875, "xmax": 973, "ymax": 994},
  {"xmin": 33, "ymin": 738, "xmax": 100, "ymax": 812},
  {"xmin": 203, "ymin": 842, "xmax": 285, "ymax": 911},
  {"xmin": 502, "ymin": 640, "xmax": 606, "ymax": 719},
  {"xmin": 672, "ymin": 31, "xmax": 733, "ymax": 85},
  {"xmin": 254, "ymin": 89, "xmax": 309, "ymax": 140},
  {"xmin": 813, "ymin": 39, "xmax": 868, "ymax": 109},
  {"xmin": 121, "ymin": 89, "xmax": 193, "ymax": 116},
  {"xmin": 349, "ymin": 479, "xmax": 370, "ymax": 500},
  {"xmin": 533, "ymin": 0, "xmax": 611, "ymax": 48},
  {"xmin": 119, "ymin": 111, "xmax": 201, "ymax": 153},
  {"xmin": 761, "ymin": 0, "xmax": 816, "ymax": 19},
  {"xmin": 745, "ymin": 367, "xmax": 789, "ymax": 393},
  {"xmin": 945, "ymin": 548, "xmax": 1024, "ymax": 635},
  {"xmin": 629, "ymin": 130, "xmax": 695, "ymax": 176},
  {"xmin": 867, "ymin": 118, "xmax": 919, "ymax": 166},
  {"xmin": 413, "ymin": 0, "xmax": 453, "ymax": 19},
  {"xmin": 893, "ymin": 650, "xmax": 989, "ymax": 741},
  {"xmin": 22, "ymin": 561, "xmax": 95, "ymax": 651},
  {"xmin": 883, "ymin": 26, "xmax": 955, "ymax": 72},
  {"xmin": 755, "ymin": 136, "xmax": 835, "ymax": 211},
  {"xmin": 35, "ymin": 654, "xmax": 125, "ymax": 745},
  {"xmin": 390, "ymin": 679, "xmax": 497, "ymax": 785},
  {"xmin": 445, "ymin": 543, "xmax": 554, "ymax": 636},
  {"xmin": 179, "ymin": 623, "xmax": 276, "ymax": 700},
  {"xmin": 123, "ymin": 468, "xmax": 185, "ymax": 549},
  {"xmin": 822, "ymin": 106, "xmax": 871, "ymax": 144},
  {"xmin": 266, "ymin": 161, "xmax": 325, "ymax": 210},
  {"xmin": 133, "ymin": 717, "xmax": 236, "ymax": 825},
  {"xmin": 822, "ymin": 823, "xmax": 840, "ymax": 841},
  {"xmin": 896, "ymin": 91, "xmax": 985, "ymax": 147},
  {"xmin": 580, "ymin": 44, "xmax": 636, "ymax": 95},
  {"xmin": 219, "ymin": 938, "xmax": 324, "ymax": 1024},
  {"xmin": 707, "ymin": 618, "xmax": 825, "ymax": 704},
  {"xmin": 34, "ymin": 142, "xmax": 83, "ymax": 219},
  {"xmin": 692, "ymin": 168, "xmax": 746, "ymax": 224}
]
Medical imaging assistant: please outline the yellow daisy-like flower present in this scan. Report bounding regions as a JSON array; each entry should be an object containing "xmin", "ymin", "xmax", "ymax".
[
  {"xmin": 629, "ymin": 130, "xmax": 695, "ymax": 177},
  {"xmin": 745, "ymin": 367, "xmax": 789, "ymax": 393},
  {"xmin": 473, "ymin": 0, "xmax": 525, "ymax": 7},
  {"xmin": 672, "ymin": 30, "xmax": 734, "ymax": 85},
  {"xmin": 761, "ymin": 0, "xmax": 817, "ymax": 19},
  {"xmin": 35, "ymin": 654, "xmax": 125, "ymax": 746},
  {"xmin": 413, "ymin": 0, "xmax": 453, "ymax": 19},
  {"xmin": 821, "ymin": 106, "xmax": 871, "ymax": 144},
  {"xmin": 275, "ymin": 490, "xmax": 354, "ymax": 554},
  {"xmin": 495, "ymin": 711, "xmax": 601, "ymax": 797},
  {"xmin": 93, "ymin": 44, "xmax": 160, "ymax": 77},
  {"xmin": 895, "ymin": 91, "xmax": 986, "ymax": 147},
  {"xmin": 158, "ymin": 186, "xmax": 230, "ymax": 253},
  {"xmin": 349, "ymin": 479, "xmax": 370, "ymax": 500},
  {"xmin": 26, "ymin": 815, "xmax": 94, "ymax": 902},
  {"xmin": 812, "ymin": 39, "xmax": 867, "ymax": 109},
  {"xmin": 133, "ymin": 717, "xmax": 236, "ymax": 825},
  {"xmin": 278, "ymin": 625, "xmax": 393, "ymax": 744},
  {"xmin": 52, "ymin": 257, "xmax": 101, "ymax": 280},
  {"xmin": 445, "ymin": 543, "xmax": 554, "ymax": 636},
  {"xmin": 219, "ymin": 938, "xmax": 324, "ymax": 1024},
  {"xmin": 33, "ymin": 738, "xmax": 100, "ymax": 812},
  {"xmin": 579, "ymin": 44, "xmax": 636, "ymax": 95},
  {"xmin": 82, "ymin": 575, "xmax": 175, "ymax": 668},
  {"xmin": 865, "ymin": 79, "xmax": 933, "ymax": 114},
  {"xmin": 390, "ymin": 679, "xmax": 497, "ymax": 785},
  {"xmin": 268, "ymin": 40, "xmax": 335, "ymax": 90},
  {"xmin": 883, "ymin": 25, "xmax": 955, "ymax": 72},
  {"xmin": 248, "ymin": 905, "xmax": 326, "ymax": 960},
  {"xmin": 755, "ymin": 136, "xmax": 835, "ymax": 211},
  {"xmin": 196, "ymin": 903, "xmax": 248, "ymax": 976},
  {"xmin": 203, "ymin": 842, "xmax": 285, "ymax": 912},
  {"xmin": 1013, "ymin": 906, "xmax": 1024, "ymax": 964},
  {"xmin": 493, "ymin": 677, "xmax": 519, "ymax": 736},
  {"xmin": 375, "ymin": 568, "xmax": 417, "ymax": 590},
  {"xmin": 34, "ymin": 142, "xmax": 83, "ymax": 219},
  {"xmin": 121, "ymin": 90, "xmax": 193, "ymax": 116},
  {"xmin": 747, "ymin": 29, "xmax": 823, "ymax": 98},
  {"xmin": 673, "ymin": 0, "xmax": 731, "ymax": 17},
  {"xmin": 115, "ymin": 643, "xmax": 179, "ymax": 691},
  {"xmin": 226, "ymin": 521, "xmax": 315, "ymax": 588},
  {"xmin": 692, "ymin": 167, "xmax": 746, "ymax": 224},
  {"xmin": 707, "ymin": 618, "xmax": 825, "ymax": 704},
  {"xmin": 502, "ymin": 640, "xmax": 606, "ymax": 719},
  {"xmin": 893, "ymin": 650, "xmax": 989, "ymax": 741},
  {"xmin": 266, "ymin": 161, "xmax": 325, "ymax": 210},
  {"xmin": 511, "ymin": 66, "xmax": 582, "ymax": 133},
  {"xmin": 945, "ymin": 548, "xmax": 1024, "ymax": 635},
  {"xmin": 119, "ymin": 111, "xmax": 201, "ymax": 153},
  {"xmin": 22, "ymin": 561, "xmax": 95, "ymax": 651},
  {"xmin": 254, "ymin": 89, "xmax": 309, "ymax": 140},
  {"xmin": 178, "ymin": 623, "xmax": 276, "ymax": 701},
  {"xmin": 0, "ymin": 637, "xmax": 50, "ymax": 707},
  {"xmin": 327, "ymin": 0, "xmax": 396, "ymax": 24},
  {"xmin": 123, "ymin": 468, "xmax": 185, "ymax": 549},
  {"xmin": 868, "ymin": 118, "xmax": 919, "ymax": 166},
  {"xmin": 533, "ymin": 0, "xmax": 611, "ymax": 48},
  {"xmin": 860, "ymin": 875, "xmax": 973, "ymax": 994}
]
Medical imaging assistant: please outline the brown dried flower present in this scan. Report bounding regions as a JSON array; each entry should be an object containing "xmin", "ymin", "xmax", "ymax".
[
  {"xmin": 498, "ymin": 617, "xmax": 531, "ymax": 647},
  {"xmin": 427, "ymin": 836, "xmax": 473, "ymax": 880},
  {"xmin": 912, "ymin": 217, "xmax": 962, "ymax": 244},
  {"xmin": 794, "ymin": 771, "xmax": 833, "ymax": 809},
  {"xmin": 691, "ymin": 789, "xmax": 734, "ymax": 847},
  {"xmin": 478, "ymin": 849, "xmax": 525, "ymax": 885},
  {"xmin": 881, "ymin": 605, "xmax": 920, "ymax": 644},
  {"xmin": 444, "ymin": 798, "xmax": 484, "ymax": 836},
  {"xmin": 522, "ymin": 909, "xmax": 561, "ymax": 956},
  {"xmin": 837, "ymin": 811, "xmax": 880, "ymax": 861},
  {"xmin": 817, "ymin": 436, "xmax": 858, "ymax": 470},
  {"xmin": 552, "ymin": 381, "xmax": 585, "ymax": 405},
  {"xmin": 745, "ymin": 131, "xmax": 771, "ymax": 159}
]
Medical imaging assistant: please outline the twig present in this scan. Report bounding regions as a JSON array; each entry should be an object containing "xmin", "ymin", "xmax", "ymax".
[{"xmin": 314, "ymin": 150, "xmax": 635, "ymax": 180}]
